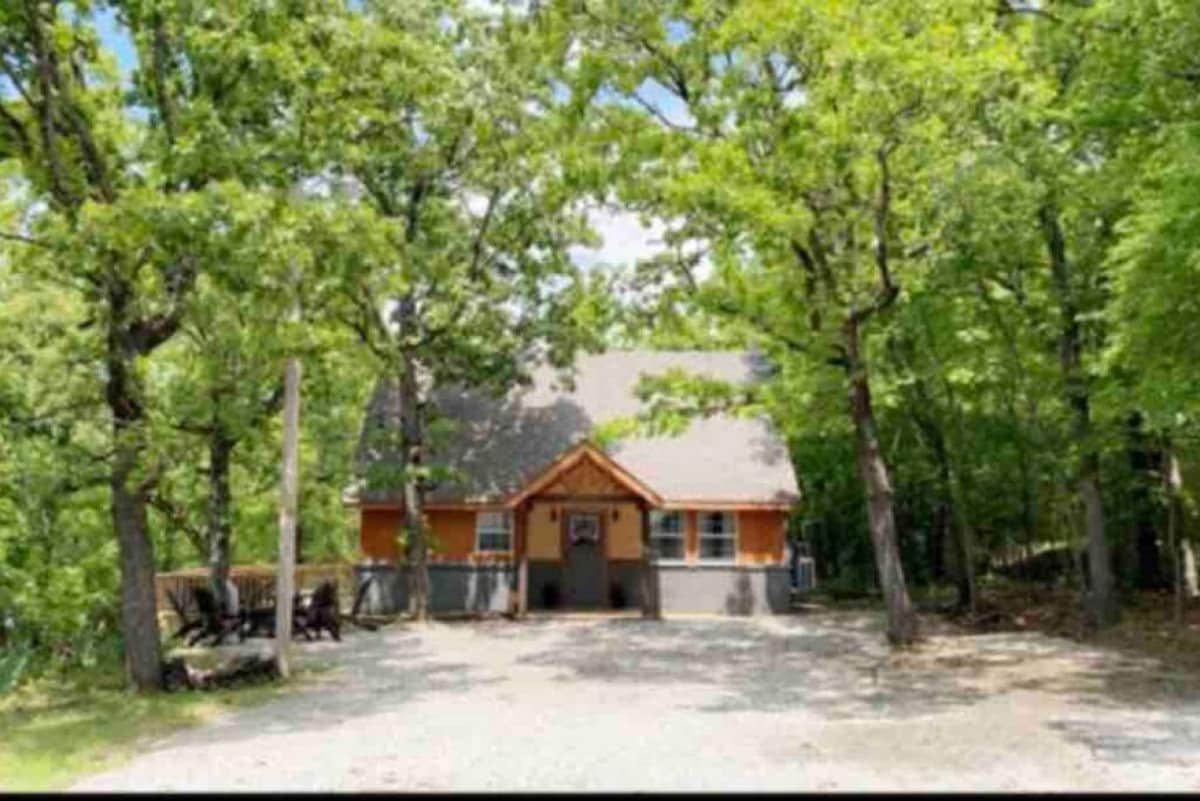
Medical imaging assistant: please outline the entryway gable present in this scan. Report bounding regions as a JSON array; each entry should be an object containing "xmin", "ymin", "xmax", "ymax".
[{"xmin": 505, "ymin": 440, "xmax": 662, "ymax": 509}]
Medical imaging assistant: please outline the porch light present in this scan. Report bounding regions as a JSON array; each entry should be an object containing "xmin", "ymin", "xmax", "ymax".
[
  {"xmin": 612, "ymin": 508, "xmax": 619, "ymax": 522},
  {"xmin": 550, "ymin": 507, "xmax": 557, "ymax": 522}
]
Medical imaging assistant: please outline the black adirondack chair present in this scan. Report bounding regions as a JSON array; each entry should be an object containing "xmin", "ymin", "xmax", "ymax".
[
  {"xmin": 187, "ymin": 586, "xmax": 244, "ymax": 646},
  {"xmin": 241, "ymin": 592, "xmax": 315, "ymax": 640},
  {"xmin": 301, "ymin": 581, "xmax": 341, "ymax": 641},
  {"xmin": 166, "ymin": 587, "xmax": 204, "ymax": 643}
]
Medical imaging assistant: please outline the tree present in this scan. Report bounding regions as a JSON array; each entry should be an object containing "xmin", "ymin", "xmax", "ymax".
[
  {"xmin": 145, "ymin": 238, "xmax": 299, "ymax": 611},
  {"xmin": 0, "ymin": 0, "xmax": 317, "ymax": 688},
  {"xmin": 304, "ymin": 0, "xmax": 598, "ymax": 619},
  {"xmin": 554, "ymin": 0, "xmax": 1026, "ymax": 644}
]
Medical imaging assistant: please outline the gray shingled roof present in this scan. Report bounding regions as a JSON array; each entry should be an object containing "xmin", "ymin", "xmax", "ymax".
[{"xmin": 352, "ymin": 349, "xmax": 800, "ymax": 506}]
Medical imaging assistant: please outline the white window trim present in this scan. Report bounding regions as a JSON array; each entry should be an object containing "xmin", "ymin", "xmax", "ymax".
[
  {"xmin": 474, "ymin": 510, "xmax": 513, "ymax": 553},
  {"xmin": 696, "ymin": 510, "xmax": 738, "ymax": 564},
  {"xmin": 648, "ymin": 509, "xmax": 686, "ymax": 564}
]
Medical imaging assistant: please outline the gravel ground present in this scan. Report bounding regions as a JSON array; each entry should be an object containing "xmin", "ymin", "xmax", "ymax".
[{"xmin": 71, "ymin": 611, "xmax": 1200, "ymax": 792}]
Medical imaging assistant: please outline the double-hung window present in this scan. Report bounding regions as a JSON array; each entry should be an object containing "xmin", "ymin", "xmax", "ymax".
[
  {"xmin": 475, "ymin": 511, "xmax": 512, "ymax": 553},
  {"xmin": 697, "ymin": 511, "xmax": 736, "ymax": 562},
  {"xmin": 648, "ymin": 510, "xmax": 685, "ymax": 560}
]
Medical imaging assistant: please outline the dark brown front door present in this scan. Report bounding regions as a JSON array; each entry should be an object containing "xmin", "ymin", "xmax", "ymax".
[{"xmin": 563, "ymin": 512, "xmax": 606, "ymax": 608}]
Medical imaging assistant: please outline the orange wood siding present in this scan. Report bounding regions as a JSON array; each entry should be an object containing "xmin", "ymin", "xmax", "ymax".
[
  {"xmin": 427, "ymin": 509, "xmax": 477, "ymax": 559},
  {"xmin": 527, "ymin": 502, "xmax": 561, "ymax": 561},
  {"xmin": 360, "ymin": 509, "xmax": 401, "ymax": 561},
  {"xmin": 737, "ymin": 510, "xmax": 786, "ymax": 564},
  {"xmin": 605, "ymin": 502, "xmax": 642, "ymax": 560},
  {"xmin": 360, "ymin": 508, "xmax": 509, "ymax": 561}
]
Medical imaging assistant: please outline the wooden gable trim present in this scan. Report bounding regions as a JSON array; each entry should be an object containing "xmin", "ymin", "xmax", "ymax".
[{"xmin": 505, "ymin": 440, "xmax": 663, "ymax": 510}]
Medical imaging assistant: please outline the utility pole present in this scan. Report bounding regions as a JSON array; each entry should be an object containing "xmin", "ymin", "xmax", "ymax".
[
  {"xmin": 275, "ymin": 234, "xmax": 304, "ymax": 677},
  {"xmin": 274, "ymin": 355, "xmax": 301, "ymax": 678}
]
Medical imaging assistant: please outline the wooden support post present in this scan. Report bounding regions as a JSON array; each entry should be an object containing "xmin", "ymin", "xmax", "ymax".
[
  {"xmin": 640, "ymin": 503, "xmax": 661, "ymax": 620},
  {"xmin": 517, "ymin": 504, "xmax": 529, "ymax": 617}
]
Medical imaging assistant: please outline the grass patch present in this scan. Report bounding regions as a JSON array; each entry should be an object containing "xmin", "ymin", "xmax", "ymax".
[{"xmin": 0, "ymin": 656, "xmax": 326, "ymax": 791}]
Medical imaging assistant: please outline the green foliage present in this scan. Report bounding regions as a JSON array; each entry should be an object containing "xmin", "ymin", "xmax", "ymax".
[
  {"xmin": 4, "ymin": 0, "xmax": 1200, "ymax": 686},
  {"xmin": 556, "ymin": 0, "xmax": 1200, "ymax": 601}
]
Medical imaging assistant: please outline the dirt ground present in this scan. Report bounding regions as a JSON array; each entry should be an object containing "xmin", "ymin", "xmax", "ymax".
[{"xmin": 70, "ymin": 611, "xmax": 1200, "ymax": 792}]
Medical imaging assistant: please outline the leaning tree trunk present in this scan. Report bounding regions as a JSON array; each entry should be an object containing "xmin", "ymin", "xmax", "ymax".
[
  {"xmin": 107, "ymin": 331, "xmax": 163, "ymax": 691},
  {"xmin": 207, "ymin": 429, "xmax": 235, "ymax": 613},
  {"xmin": 845, "ymin": 320, "xmax": 917, "ymax": 645},
  {"xmin": 1040, "ymin": 204, "xmax": 1118, "ymax": 628}
]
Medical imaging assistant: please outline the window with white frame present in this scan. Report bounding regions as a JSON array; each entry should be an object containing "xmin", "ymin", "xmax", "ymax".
[
  {"xmin": 697, "ymin": 511, "xmax": 736, "ymax": 561},
  {"xmin": 475, "ymin": 510, "xmax": 512, "ymax": 552},
  {"xmin": 648, "ymin": 510, "xmax": 685, "ymax": 560}
]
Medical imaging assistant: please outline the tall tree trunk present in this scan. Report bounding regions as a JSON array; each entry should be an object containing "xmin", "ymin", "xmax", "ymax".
[
  {"xmin": 396, "ymin": 327, "xmax": 431, "ymax": 622},
  {"xmin": 893, "ymin": 329, "xmax": 975, "ymax": 613},
  {"xmin": 948, "ymin": 481, "xmax": 978, "ymax": 615},
  {"xmin": 1016, "ymin": 437, "xmax": 1038, "ymax": 580},
  {"xmin": 1164, "ymin": 443, "xmax": 1185, "ymax": 627},
  {"xmin": 1164, "ymin": 444, "xmax": 1199, "ymax": 620},
  {"xmin": 913, "ymin": 400, "xmax": 976, "ymax": 613},
  {"xmin": 976, "ymin": 276, "xmax": 1040, "ymax": 573},
  {"xmin": 402, "ymin": 466, "xmax": 430, "ymax": 621},
  {"xmin": 929, "ymin": 502, "xmax": 946, "ymax": 583},
  {"xmin": 1127, "ymin": 413, "xmax": 1164, "ymax": 590},
  {"xmin": 275, "ymin": 357, "xmax": 301, "ymax": 679},
  {"xmin": 1040, "ymin": 203, "xmax": 1118, "ymax": 627},
  {"xmin": 207, "ymin": 428, "xmax": 235, "ymax": 613},
  {"xmin": 111, "ymin": 450, "xmax": 163, "ymax": 691},
  {"xmin": 107, "ymin": 321, "xmax": 163, "ymax": 691},
  {"xmin": 1182, "ymin": 538, "xmax": 1199, "ymax": 600},
  {"xmin": 845, "ymin": 320, "xmax": 917, "ymax": 645}
]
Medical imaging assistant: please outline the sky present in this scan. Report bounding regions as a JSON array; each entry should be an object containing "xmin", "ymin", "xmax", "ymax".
[{"xmin": 89, "ymin": 6, "xmax": 687, "ymax": 275}]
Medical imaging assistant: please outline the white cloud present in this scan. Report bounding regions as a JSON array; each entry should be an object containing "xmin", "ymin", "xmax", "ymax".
[
  {"xmin": 568, "ymin": 208, "xmax": 666, "ymax": 270},
  {"xmin": 464, "ymin": 0, "xmax": 528, "ymax": 16},
  {"xmin": 569, "ymin": 206, "xmax": 713, "ymax": 282}
]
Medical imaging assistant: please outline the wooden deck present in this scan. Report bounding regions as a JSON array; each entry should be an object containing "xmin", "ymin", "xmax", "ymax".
[{"xmin": 155, "ymin": 563, "xmax": 354, "ymax": 624}]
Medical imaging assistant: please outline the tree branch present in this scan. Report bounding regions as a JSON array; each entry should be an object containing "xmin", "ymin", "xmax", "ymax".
[
  {"xmin": 851, "ymin": 143, "xmax": 900, "ymax": 325},
  {"xmin": 0, "ymin": 230, "xmax": 53, "ymax": 249}
]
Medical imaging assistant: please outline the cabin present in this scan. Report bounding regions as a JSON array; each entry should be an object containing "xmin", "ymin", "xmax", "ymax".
[{"xmin": 345, "ymin": 350, "xmax": 808, "ymax": 616}]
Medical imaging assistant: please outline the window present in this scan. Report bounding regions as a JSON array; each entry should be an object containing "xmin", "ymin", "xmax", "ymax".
[
  {"xmin": 698, "ymin": 511, "xmax": 736, "ymax": 561},
  {"xmin": 648, "ymin": 510, "xmax": 685, "ymax": 560},
  {"xmin": 475, "ymin": 511, "xmax": 512, "ymax": 552}
]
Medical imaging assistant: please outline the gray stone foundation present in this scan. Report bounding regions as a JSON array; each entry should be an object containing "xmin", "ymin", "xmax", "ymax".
[
  {"xmin": 525, "ymin": 560, "xmax": 796, "ymax": 615},
  {"xmin": 352, "ymin": 562, "xmax": 513, "ymax": 616},
  {"xmin": 355, "ymin": 560, "xmax": 804, "ymax": 616},
  {"xmin": 653, "ymin": 564, "xmax": 792, "ymax": 615}
]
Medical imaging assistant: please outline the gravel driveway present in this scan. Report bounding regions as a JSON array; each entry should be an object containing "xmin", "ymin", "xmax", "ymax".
[{"xmin": 71, "ymin": 611, "xmax": 1200, "ymax": 792}]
